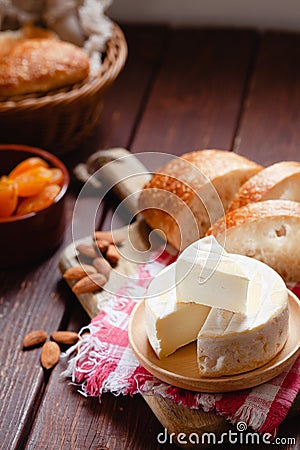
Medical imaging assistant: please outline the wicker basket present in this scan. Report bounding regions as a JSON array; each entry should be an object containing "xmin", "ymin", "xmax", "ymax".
[{"xmin": 0, "ymin": 23, "xmax": 127, "ymax": 154}]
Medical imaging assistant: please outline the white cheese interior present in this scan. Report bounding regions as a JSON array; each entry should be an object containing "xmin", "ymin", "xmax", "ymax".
[
  {"xmin": 145, "ymin": 263, "xmax": 211, "ymax": 358},
  {"xmin": 175, "ymin": 237, "xmax": 250, "ymax": 314}
]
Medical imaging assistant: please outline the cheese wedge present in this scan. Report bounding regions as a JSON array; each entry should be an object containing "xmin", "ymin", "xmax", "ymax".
[
  {"xmin": 145, "ymin": 263, "xmax": 211, "ymax": 358},
  {"xmin": 197, "ymin": 254, "xmax": 289, "ymax": 376},
  {"xmin": 175, "ymin": 237, "xmax": 250, "ymax": 314}
]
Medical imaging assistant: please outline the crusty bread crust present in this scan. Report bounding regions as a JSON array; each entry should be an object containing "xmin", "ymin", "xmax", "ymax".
[
  {"xmin": 0, "ymin": 25, "xmax": 57, "ymax": 61},
  {"xmin": 0, "ymin": 27, "xmax": 90, "ymax": 97},
  {"xmin": 228, "ymin": 161, "xmax": 300, "ymax": 212},
  {"xmin": 207, "ymin": 200, "xmax": 300, "ymax": 282},
  {"xmin": 139, "ymin": 150, "xmax": 262, "ymax": 250}
]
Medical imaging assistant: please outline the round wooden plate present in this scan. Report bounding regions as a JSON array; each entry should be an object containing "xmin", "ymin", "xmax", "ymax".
[{"xmin": 128, "ymin": 291, "xmax": 300, "ymax": 393}]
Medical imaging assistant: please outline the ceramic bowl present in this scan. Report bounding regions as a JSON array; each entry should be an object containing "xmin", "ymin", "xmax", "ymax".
[{"xmin": 0, "ymin": 144, "xmax": 70, "ymax": 268}]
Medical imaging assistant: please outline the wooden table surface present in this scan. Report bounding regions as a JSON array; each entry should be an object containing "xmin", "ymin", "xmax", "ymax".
[{"xmin": 1, "ymin": 25, "xmax": 300, "ymax": 450}]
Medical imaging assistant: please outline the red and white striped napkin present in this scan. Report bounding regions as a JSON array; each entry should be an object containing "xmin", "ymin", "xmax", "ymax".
[{"xmin": 65, "ymin": 250, "xmax": 300, "ymax": 437}]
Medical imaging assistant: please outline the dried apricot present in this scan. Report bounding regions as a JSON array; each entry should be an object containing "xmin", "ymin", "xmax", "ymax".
[
  {"xmin": 0, "ymin": 177, "xmax": 18, "ymax": 218},
  {"xmin": 16, "ymin": 184, "xmax": 61, "ymax": 215},
  {"xmin": 14, "ymin": 166, "xmax": 52, "ymax": 197},
  {"xmin": 9, "ymin": 157, "xmax": 49, "ymax": 179},
  {"xmin": 49, "ymin": 168, "xmax": 64, "ymax": 186}
]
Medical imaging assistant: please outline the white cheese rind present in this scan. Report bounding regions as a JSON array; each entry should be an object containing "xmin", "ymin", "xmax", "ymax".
[
  {"xmin": 175, "ymin": 237, "xmax": 250, "ymax": 314},
  {"xmin": 197, "ymin": 305, "xmax": 289, "ymax": 376},
  {"xmin": 197, "ymin": 255, "xmax": 289, "ymax": 377}
]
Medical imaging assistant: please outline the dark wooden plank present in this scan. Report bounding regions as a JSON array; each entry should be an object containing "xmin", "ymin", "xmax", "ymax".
[
  {"xmin": 25, "ymin": 298, "xmax": 165, "ymax": 450},
  {"xmin": 131, "ymin": 28, "xmax": 258, "ymax": 155},
  {"xmin": 234, "ymin": 32, "xmax": 300, "ymax": 165},
  {"xmin": 19, "ymin": 25, "xmax": 170, "ymax": 450},
  {"xmin": 65, "ymin": 24, "xmax": 169, "ymax": 170},
  {"xmin": 93, "ymin": 25, "xmax": 169, "ymax": 151},
  {"xmin": 0, "ymin": 240, "xmax": 73, "ymax": 450}
]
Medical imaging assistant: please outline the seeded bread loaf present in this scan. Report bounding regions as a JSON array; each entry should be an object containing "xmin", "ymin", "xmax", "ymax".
[
  {"xmin": 207, "ymin": 199, "xmax": 300, "ymax": 282},
  {"xmin": 138, "ymin": 150, "xmax": 262, "ymax": 250},
  {"xmin": 227, "ymin": 161, "xmax": 300, "ymax": 212}
]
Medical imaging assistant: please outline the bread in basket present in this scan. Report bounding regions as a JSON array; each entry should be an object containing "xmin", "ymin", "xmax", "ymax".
[{"xmin": 0, "ymin": 23, "xmax": 127, "ymax": 154}]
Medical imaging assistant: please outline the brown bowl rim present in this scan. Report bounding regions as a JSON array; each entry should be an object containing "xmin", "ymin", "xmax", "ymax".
[{"xmin": 0, "ymin": 143, "xmax": 70, "ymax": 224}]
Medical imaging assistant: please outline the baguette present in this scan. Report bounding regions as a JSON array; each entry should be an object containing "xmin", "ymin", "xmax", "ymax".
[
  {"xmin": 138, "ymin": 150, "xmax": 262, "ymax": 250},
  {"xmin": 228, "ymin": 161, "xmax": 300, "ymax": 212},
  {"xmin": 207, "ymin": 200, "xmax": 300, "ymax": 282}
]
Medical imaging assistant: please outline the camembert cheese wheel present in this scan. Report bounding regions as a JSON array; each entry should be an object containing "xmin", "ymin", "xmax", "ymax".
[{"xmin": 145, "ymin": 237, "xmax": 289, "ymax": 377}]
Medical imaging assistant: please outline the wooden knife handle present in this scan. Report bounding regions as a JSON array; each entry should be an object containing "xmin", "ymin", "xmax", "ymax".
[{"xmin": 74, "ymin": 147, "xmax": 151, "ymax": 216}]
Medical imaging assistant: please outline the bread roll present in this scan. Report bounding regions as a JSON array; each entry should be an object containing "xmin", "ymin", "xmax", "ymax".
[
  {"xmin": 0, "ymin": 26, "xmax": 90, "ymax": 97},
  {"xmin": 0, "ymin": 25, "xmax": 57, "ymax": 60},
  {"xmin": 228, "ymin": 161, "xmax": 300, "ymax": 212},
  {"xmin": 138, "ymin": 150, "xmax": 262, "ymax": 250},
  {"xmin": 207, "ymin": 200, "xmax": 300, "ymax": 282}
]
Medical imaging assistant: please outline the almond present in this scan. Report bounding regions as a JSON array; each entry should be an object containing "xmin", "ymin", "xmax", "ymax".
[
  {"xmin": 72, "ymin": 273, "xmax": 107, "ymax": 294},
  {"xmin": 23, "ymin": 330, "xmax": 48, "ymax": 348},
  {"xmin": 93, "ymin": 257, "xmax": 112, "ymax": 278},
  {"xmin": 94, "ymin": 231, "xmax": 124, "ymax": 245},
  {"xmin": 105, "ymin": 244, "xmax": 120, "ymax": 265},
  {"xmin": 51, "ymin": 331, "xmax": 79, "ymax": 346},
  {"xmin": 63, "ymin": 264, "xmax": 96, "ymax": 281},
  {"xmin": 95, "ymin": 239, "xmax": 110, "ymax": 253},
  {"xmin": 40, "ymin": 341, "xmax": 60, "ymax": 370},
  {"xmin": 76, "ymin": 244, "xmax": 97, "ymax": 259}
]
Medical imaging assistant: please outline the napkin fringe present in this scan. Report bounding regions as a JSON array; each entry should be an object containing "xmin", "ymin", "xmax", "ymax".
[
  {"xmin": 62, "ymin": 326, "xmax": 247, "ymax": 428},
  {"xmin": 62, "ymin": 329, "xmax": 217, "ymax": 413},
  {"xmin": 214, "ymin": 392, "xmax": 269, "ymax": 433},
  {"xmin": 229, "ymin": 403, "xmax": 269, "ymax": 434}
]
